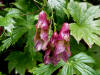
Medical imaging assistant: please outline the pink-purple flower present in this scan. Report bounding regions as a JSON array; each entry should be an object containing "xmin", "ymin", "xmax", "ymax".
[
  {"xmin": 34, "ymin": 11, "xmax": 49, "ymax": 51},
  {"xmin": 34, "ymin": 11, "xmax": 71, "ymax": 65},
  {"xmin": 44, "ymin": 23, "xmax": 71, "ymax": 65}
]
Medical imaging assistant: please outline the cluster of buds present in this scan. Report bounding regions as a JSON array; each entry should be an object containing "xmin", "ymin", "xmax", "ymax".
[{"xmin": 34, "ymin": 11, "xmax": 71, "ymax": 65}]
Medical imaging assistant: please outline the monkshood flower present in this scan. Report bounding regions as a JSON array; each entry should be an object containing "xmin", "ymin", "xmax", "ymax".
[
  {"xmin": 52, "ymin": 23, "xmax": 70, "ymax": 65},
  {"xmin": 34, "ymin": 11, "xmax": 49, "ymax": 51},
  {"xmin": 44, "ymin": 23, "xmax": 71, "ymax": 66},
  {"xmin": 55, "ymin": 23, "xmax": 71, "ymax": 56},
  {"xmin": 44, "ymin": 32, "xmax": 58, "ymax": 65}
]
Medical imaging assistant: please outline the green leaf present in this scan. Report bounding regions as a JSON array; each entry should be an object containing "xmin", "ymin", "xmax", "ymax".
[
  {"xmin": 73, "ymin": 62, "xmax": 97, "ymax": 75},
  {"xmin": 0, "ymin": 27, "xmax": 27, "ymax": 52},
  {"xmin": 14, "ymin": 0, "xmax": 35, "ymax": 12},
  {"xmin": 6, "ymin": 51, "xmax": 34, "ymax": 75},
  {"xmin": 68, "ymin": 0, "xmax": 100, "ymax": 47},
  {"xmin": 33, "ymin": 60, "xmax": 65, "ymax": 75},
  {"xmin": 88, "ymin": 45, "xmax": 100, "ymax": 74},
  {"xmin": 0, "ymin": 16, "xmax": 15, "ymax": 26},
  {"xmin": 47, "ymin": 0, "xmax": 66, "ymax": 17},
  {"xmin": 72, "ymin": 52, "xmax": 95, "ymax": 63},
  {"xmin": 58, "ymin": 63, "xmax": 73, "ymax": 75},
  {"xmin": 5, "ymin": 8, "xmax": 22, "ymax": 18}
]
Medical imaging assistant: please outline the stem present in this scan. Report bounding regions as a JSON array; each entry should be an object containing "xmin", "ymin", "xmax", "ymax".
[{"xmin": 51, "ymin": 9, "xmax": 56, "ymax": 32}]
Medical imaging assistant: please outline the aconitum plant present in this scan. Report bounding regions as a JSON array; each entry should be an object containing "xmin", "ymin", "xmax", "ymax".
[
  {"xmin": 34, "ymin": 11, "xmax": 49, "ymax": 51},
  {"xmin": 0, "ymin": 0, "xmax": 100, "ymax": 75}
]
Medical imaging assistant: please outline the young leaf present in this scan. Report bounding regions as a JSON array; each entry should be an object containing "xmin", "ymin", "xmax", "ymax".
[
  {"xmin": 6, "ymin": 51, "xmax": 34, "ymax": 75},
  {"xmin": 68, "ymin": 0, "xmax": 100, "ymax": 47}
]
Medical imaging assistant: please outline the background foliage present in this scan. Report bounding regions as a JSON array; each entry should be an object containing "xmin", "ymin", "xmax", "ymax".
[{"xmin": 0, "ymin": 0, "xmax": 100, "ymax": 75}]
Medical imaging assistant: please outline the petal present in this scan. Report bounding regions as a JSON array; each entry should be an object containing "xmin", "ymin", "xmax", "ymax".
[
  {"xmin": 40, "ymin": 29, "xmax": 48, "ymax": 41},
  {"xmin": 44, "ymin": 49, "xmax": 51, "ymax": 65},
  {"xmin": 42, "ymin": 40, "xmax": 49, "ymax": 50},
  {"xmin": 51, "ymin": 54, "xmax": 59, "ymax": 66},
  {"xmin": 55, "ymin": 40, "xmax": 65, "ymax": 54},
  {"xmin": 50, "ymin": 32, "xmax": 58, "ymax": 47},
  {"xmin": 60, "ymin": 50, "xmax": 69, "ymax": 62},
  {"xmin": 58, "ymin": 23, "xmax": 69, "ymax": 41},
  {"xmin": 37, "ymin": 11, "xmax": 49, "ymax": 30},
  {"xmin": 34, "ymin": 40, "xmax": 43, "ymax": 51},
  {"xmin": 67, "ymin": 46, "xmax": 71, "ymax": 56},
  {"xmin": 41, "ymin": 20, "xmax": 49, "ymax": 30}
]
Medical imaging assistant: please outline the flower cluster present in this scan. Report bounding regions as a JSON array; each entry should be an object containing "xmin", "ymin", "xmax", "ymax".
[{"xmin": 34, "ymin": 11, "xmax": 71, "ymax": 65}]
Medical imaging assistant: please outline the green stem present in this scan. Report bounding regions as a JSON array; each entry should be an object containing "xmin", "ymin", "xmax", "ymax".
[{"xmin": 51, "ymin": 9, "xmax": 56, "ymax": 32}]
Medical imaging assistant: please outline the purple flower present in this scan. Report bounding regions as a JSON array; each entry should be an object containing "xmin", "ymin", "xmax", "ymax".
[
  {"xmin": 34, "ymin": 11, "xmax": 49, "ymax": 51},
  {"xmin": 44, "ymin": 32, "xmax": 58, "ymax": 65},
  {"xmin": 58, "ymin": 23, "xmax": 69, "ymax": 42},
  {"xmin": 44, "ymin": 23, "xmax": 71, "ymax": 66}
]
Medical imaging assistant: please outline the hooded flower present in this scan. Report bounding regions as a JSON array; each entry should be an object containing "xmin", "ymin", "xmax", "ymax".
[
  {"xmin": 34, "ymin": 11, "xmax": 49, "ymax": 51},
  {"xmin": 44, "ymin": 32, "xmax": 58, "ymax": 65},
  {"xmin": 55, "ymin": 23, "xmax": 71, "ymax": 56},
  {"xmin": 44, "ymin": 23, "xmax": 71, "ymax": 66}
]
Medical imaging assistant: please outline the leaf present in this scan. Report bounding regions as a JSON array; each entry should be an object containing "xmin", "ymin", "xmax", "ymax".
[
  {"xmin": 0, "ymin": 27, "xmax": 27, "ymax": 52},
  {"xmin": 58, "ymin": 63, "xmax": 73, "ymax": 75},
  {"xmin": 73, "ymin": 62, "xmax": 98, "ymax": 75},
  {"xmin": 5, "ymin": 8, "xmax": 22, "ymax": 18},
  {"xmin": 71, "ymin": 52, "xmax": 97, "ymax": 75},
  {"xmin": 33, "ymin": 60, "xmax": 65, "ymax": 75},
  {"xmin": 4, "ymin": 24, "xmax": 14, "ymax": 32},
  {"xmin": 6, "ymin": 51, "xmax": 34, "ymax": 75},
  {"xmin": 68, "ymin": 0, "xmax": 100, "ymax": 47},
  {"xmin": 14, "ymin": 0, "xmax": 35, "ymax": 12},
  {"xmin": 0, "ymin": 16, "xmax": 15, "ymax": 26},
  {"xmin": 47, "ymin": 0, "xmax": 66, "ymax": 17},
  {"xmin": 72, "ymin": 52, "xmax": 95, "ymax": 63},
  {"xmin": 88, "ymin": 45, "xmax": 100, "ymax": 74}
]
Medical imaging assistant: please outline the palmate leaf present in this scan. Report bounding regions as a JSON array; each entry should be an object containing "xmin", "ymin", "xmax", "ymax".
[
  {"xmin": 58, "ymin": 52, "xmax": 97, "ymax": 75},
  {"xmin": 68, "ymin": 0, "xmax": 100, "ymax": 47},
  {"xmin": 0, "ymin": 27, "xmax": 27, "ymax": 52},
  {"xmin": 6, "ymin": 51, "xmax": 34, "ymax": 75}
]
